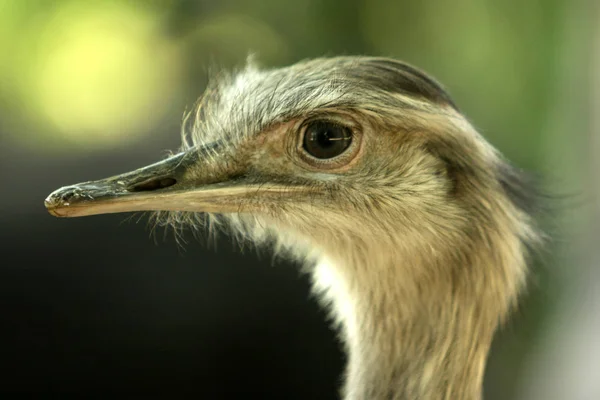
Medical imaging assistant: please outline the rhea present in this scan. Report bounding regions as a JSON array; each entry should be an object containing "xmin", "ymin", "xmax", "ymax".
[{"xmin": 45, "ymin": 57, "xmax": 540, "ymax": 399}]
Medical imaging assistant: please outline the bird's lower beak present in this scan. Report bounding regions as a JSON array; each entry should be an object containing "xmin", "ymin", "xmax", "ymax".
[{"xmin": 44, "ymin": 148, "xmax": 300, "ymax": 218}]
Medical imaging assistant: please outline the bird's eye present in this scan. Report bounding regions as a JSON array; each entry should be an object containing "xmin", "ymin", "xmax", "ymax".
[{"xmin": 302, "ymin": 121, "xmax": 352, "ymax": 159}]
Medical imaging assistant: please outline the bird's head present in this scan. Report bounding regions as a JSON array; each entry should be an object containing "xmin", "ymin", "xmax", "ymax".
[{"xmin": 45, "ymin": 57, "xmax": 538, "ymax": 270}]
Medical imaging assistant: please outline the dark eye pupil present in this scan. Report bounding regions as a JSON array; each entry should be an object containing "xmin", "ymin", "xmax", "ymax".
[{"xmin": 303, "ymin": 121, "xmax": 352, "ymax": 159}]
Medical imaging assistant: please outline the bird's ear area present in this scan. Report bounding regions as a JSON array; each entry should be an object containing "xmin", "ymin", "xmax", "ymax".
[
  {"xmin": 352, "ymin": 57, "xmax": 459, "ymax": 111},
  {"xmin": 419, "ymin": 135, "xmax": 484, "ymax": 197}
]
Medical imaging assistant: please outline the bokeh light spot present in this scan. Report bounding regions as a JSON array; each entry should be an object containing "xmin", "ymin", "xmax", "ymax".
[{"xmin": 29, "ymin": 2, "xmax": 181, "ymax": 148}]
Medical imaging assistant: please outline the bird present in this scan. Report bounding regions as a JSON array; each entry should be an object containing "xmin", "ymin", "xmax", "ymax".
[{"xmin": 44, "ymin": 56, "xmax": 542, "ymax": 400}]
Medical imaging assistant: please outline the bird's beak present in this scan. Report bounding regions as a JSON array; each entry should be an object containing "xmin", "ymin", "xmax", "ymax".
[{"xmin": 44, "ymin": 145, "xmax": 300, "ymax": 218}]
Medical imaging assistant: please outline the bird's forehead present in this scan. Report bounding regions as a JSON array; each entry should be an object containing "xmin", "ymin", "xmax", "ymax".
[
  {"xmin": 217, "ymin": 61, "xmax": 362, "ymax": 123},
  {"xmin": 185, "ymin": 57, "xmax": 457, "ymax": 148}
]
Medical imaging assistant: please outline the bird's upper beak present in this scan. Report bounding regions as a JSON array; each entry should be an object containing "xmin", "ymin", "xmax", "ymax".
[{"xmin": 44, "ymin": 143, "xmax": 301, "ymax": 218}]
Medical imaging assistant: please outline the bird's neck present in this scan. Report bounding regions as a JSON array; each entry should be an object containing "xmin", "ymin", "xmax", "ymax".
[{"xmin": 312, "ymin": 244, "xmax": 513, "ymax": 400}]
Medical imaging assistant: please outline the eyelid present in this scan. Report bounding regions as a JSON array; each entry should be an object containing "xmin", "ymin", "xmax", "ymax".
[{"xmin": 299, "ymin": 114, "xmax": 357, "ymax": 132}]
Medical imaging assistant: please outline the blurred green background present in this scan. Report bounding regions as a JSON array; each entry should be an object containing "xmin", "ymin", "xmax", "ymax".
[{"xmin": 0, "ymin": 0, "xmax": 597, "ymax": 398}]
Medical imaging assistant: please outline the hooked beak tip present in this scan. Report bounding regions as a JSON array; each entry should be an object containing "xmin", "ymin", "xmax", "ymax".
[{"xmin": 44, "ymin": 190, "xmax": 70, "ymax": 217}]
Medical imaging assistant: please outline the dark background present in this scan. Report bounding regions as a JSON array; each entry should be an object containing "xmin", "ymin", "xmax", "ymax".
[{"xmin": 0, "ymin": 0, "xmax": 597, "ymax": 398}]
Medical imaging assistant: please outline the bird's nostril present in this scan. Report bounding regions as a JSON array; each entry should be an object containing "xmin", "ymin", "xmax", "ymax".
[
  {"xmin": 130, "ymin": 177, "xmax": 177, "ymax": 192},
  {"xmin": 61, "ymin": 189, "xmax": 74, "ymax": 201}
]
